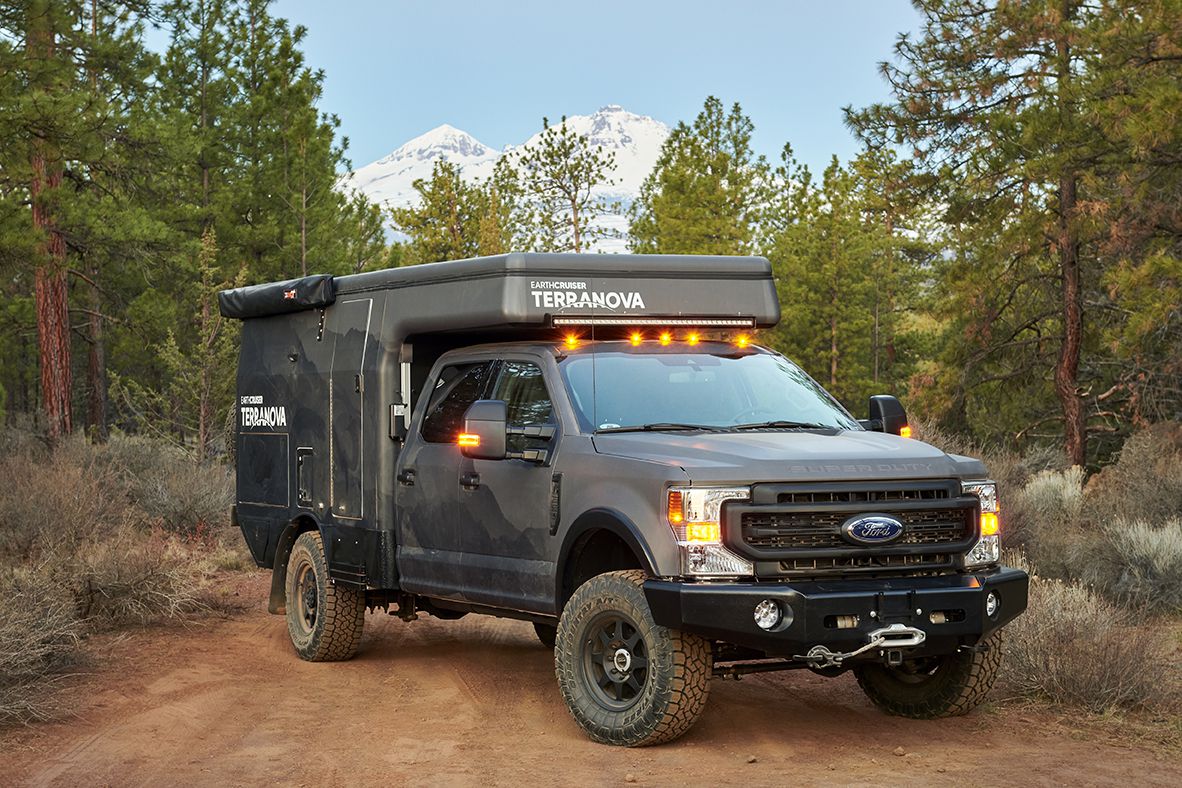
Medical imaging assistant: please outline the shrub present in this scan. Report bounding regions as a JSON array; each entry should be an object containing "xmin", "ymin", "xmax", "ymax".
[
  {"xmin": 1086, "ymin": 422, "xmax": 1182, "ymax": 526},
  {"xmin": 1002, "ymin": 570, "xmax": 1174, "ymax": 712},
  {"xmin": 0, "ymin": 565, "xmax": 81, "ymax": 725},
  {"xmin": 1097, "ymin": 519, "xmax": 1182, "ymax": 615},
  {"xmin": 0, "ymin": 439, "xmax": 134, "ymax": 560},
  {"xmin": 1009, "ymin": 468, "xmax": 1092, "ymax": 575},
  {"xmin": 68, "ymin": 525, "xmax": 205, "ymax": 625},
  {"xmin": 96, "ymin": 433, "xmax": 234, "ymax": 535},
  {"xmin": 0, "ymin": 427, "xmax": 240, "ymax": 726}
]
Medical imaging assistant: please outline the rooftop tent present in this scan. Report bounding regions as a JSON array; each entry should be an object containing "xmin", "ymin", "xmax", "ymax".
[{"xmin": 219, "ymin": 253, "xmax": 781, "ymax": 333}]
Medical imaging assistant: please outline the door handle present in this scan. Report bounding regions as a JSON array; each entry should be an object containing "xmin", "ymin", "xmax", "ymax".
[
  {"xmin": 397, "ymin": 468, "xmax": 416, "ymax": 486},
  {"xmin": 460, "ymin": 472, "xmax": 480, "ymax": 490}
]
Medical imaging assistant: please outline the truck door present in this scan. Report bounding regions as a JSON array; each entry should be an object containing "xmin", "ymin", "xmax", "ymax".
[
  {"xmin": 395, "ymin": 360, "xmax": 496, "ymax": 599},
  {"xmin": 457, "ymin": 359, "xmax": 560, "ymax": 613}
]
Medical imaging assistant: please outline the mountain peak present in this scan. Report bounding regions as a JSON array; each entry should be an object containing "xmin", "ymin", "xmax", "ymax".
[
  {"xmin": 378, "ymin": 123, "xmax": 493, "ymax": 164},
  {"xmin": 348, "ymin": 106, "xmax": 671, "ymax": 252}
]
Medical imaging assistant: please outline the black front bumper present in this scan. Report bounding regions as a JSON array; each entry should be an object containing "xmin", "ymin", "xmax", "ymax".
[{"xmin": 644, "ymin": 567, "xmax": 1028, "ymax": 658}]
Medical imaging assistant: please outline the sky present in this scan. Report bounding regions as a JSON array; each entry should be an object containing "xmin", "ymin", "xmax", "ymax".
[{"xmin": 268, "ymin": 0, "xmax": 922, "ymax": 173}]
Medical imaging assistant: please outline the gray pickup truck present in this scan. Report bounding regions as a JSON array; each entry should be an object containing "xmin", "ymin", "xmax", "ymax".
[{"xmin": 221, "ymin": 253, "xmax": 1028, "ymax": 747}]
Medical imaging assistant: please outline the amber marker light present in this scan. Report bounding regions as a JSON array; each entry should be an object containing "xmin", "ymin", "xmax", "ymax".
[
  {"xmin": 899, "ymin": 425, "xmax": 913, "ymax": 438},
  {"xmin": 659, "ymin": 331, "xmax": 673, "ymax": 346},
  {"xmin": 563, "ymin": 333, "xmax": 580, "ymax": 349},
  {"xmin": 980, "ymin": 511, "xmax": 1000, "ymax": 537},
  {"xmin": 629, "ymin": 331, "xmax": 643, "ymax": 346},
  {"xmin": 686, "ymin": 332, "xmax": 701, "ymax": 346},
  {"xmin": 457, "ymin": 433, "xmax": 481, "ymax": 448},
  {"xmin": 667, "ymin": 490, "xmax": 684, "ymax": 525},
  {"xmin": 735, "ymin": 334, "xmax": 751, "ymax": 349}
]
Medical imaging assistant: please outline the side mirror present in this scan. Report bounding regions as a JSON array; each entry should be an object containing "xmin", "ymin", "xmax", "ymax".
[
  {"xmin": 459, "ymin": 400, "xmax": 508, "ymax": 460},
  {"xmin": 864, "ymin": 395, "xmax": 910, "ymax": 437}
]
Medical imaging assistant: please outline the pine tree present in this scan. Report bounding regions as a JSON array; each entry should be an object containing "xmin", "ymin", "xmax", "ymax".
[
  {"xmin": 768, "ymin": 157, "xmax": 879, "ymax": 403},
  {"xmin": 630, "ymin": 97, "xmax": 769, "ymax": 255},
  {"xmin": 391, "ymin": 160, "xmax": 488, "ymax": 265},
  {"xmin": 1089, "ymin": 1, "xmax": 1182, "ymax": 427},
  {"xmin": 847, "ymin": 0, "xmax": 1123, "ymax": 463},
  {"xmin": 0, "ymin": 0, "xmax": 159, "ymax": 440},
  {"xmin": 113, "ymin": 227, "xmax": 241, "ymax": 459},
  {"xmin": 512, "ymin": 116, "xmax": 616, "ymax": 253}
]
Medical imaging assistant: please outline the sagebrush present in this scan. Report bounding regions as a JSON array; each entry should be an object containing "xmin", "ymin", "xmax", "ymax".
[{"xmin": 0, "ymin": 430, "xmax": 242, "ymax": 725}]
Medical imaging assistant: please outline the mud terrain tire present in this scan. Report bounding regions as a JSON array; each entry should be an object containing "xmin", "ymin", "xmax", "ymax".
[
  {"xmin": 285, "ymin": 531, "xmax": 365, "ymax": 661},
  {"xmin": 854, "ymin": 636, "xmax": 1001, "ymax": 718},
  {"xmin": 555, "ymin": 570, "xmax": 711, "ymax": 747}
]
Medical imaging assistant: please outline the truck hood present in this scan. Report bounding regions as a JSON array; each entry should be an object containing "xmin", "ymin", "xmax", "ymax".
[{"xmin": 590, "ymin": 430, "xmax": 986, "ymax": 484}]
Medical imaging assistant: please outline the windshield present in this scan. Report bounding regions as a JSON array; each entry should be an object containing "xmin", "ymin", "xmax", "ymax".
[{"xmin": 559, "ymin": 345, "xmax": 861, "ymax": 432}]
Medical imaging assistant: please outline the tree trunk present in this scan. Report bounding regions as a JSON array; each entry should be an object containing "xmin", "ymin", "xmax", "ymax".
[
  {"xmin": 570, "ymin": 192, "xmax": 581, "ymax": 253},
  {"xmin": 1054, "ymin": 8, "xmax": 1086, "ymax": 467},
  {"xmin": 1055, "ymin": 172, "xmax": 1085, "ymax": 466},
  {"xmin": 197, "ymin": 297, "xmax": 211, "ymax": 461},
  {"xmin": 28, "ymin": 0, "xmax": 73, "ymax": 441},
  {"xmin": 86, "ymin": 263, "xmax": 108, "ymax": 441}
]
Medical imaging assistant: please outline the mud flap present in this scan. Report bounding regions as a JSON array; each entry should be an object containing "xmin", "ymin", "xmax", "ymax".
[{"xmin": 268, "ymin": 525, "xmax": 303, "ymax": 614}]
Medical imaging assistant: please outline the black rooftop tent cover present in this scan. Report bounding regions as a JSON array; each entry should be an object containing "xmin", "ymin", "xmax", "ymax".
[{"xmin": 219, "ymin": 274, "xmax": 336, "ymax": 319}]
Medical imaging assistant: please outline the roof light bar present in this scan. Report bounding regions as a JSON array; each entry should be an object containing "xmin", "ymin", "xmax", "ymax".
[{"xmin": 551, "ymin": 317, "xmax": 756, "ymax": 328}]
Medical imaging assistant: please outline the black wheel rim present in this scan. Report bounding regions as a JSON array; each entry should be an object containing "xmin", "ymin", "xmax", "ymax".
[
  {"xmin": 580, "ymin": 611, "xmax": 650, "ymax": 711},
  {"xmin": 293, "ymin": 560, "xmax": 318, "ymax": 635}
]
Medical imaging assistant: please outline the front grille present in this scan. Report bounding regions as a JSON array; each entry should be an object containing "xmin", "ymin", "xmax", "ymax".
[
  {"xmin": 780, "ymin": 553, "xmax": 954, "ymax": 575},
  {"xmin": 743, "ymin": 507, "xmax": 970, "ymax": 551},
  {"xmin": 726, "ymin": 480, "xmax": 979, "ymax": 579},
  {"xmin": 776, "ymin": 486, "xmax": 950, "ymax": 505}
]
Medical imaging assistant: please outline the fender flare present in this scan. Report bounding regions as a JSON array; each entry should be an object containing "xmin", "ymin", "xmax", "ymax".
[
  {"xmin": 554, "ymin": 508, "xmax": 660, "ymax": 607},
  {"xmin": 268, "ymin": 515, "xmax": 321, "ymax": 615}
]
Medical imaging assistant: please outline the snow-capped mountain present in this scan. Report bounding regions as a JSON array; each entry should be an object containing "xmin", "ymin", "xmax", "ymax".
[
  {"xmin": 346, "ymin": 123, "xmax": 501, "ymax": 209},
  {"xmin": 342, "ymin": 106, "xmax": 670, "ymax": 252}
]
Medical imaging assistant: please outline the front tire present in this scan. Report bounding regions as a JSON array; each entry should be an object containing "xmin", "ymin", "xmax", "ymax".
[
  {"xmin": 555, "ymin": 570, "xmax": 711, "ymax": 747},
  {"xmin": 854, "ymin": 636, "xmax": 1001, "ymax": 718},
  {"xmin": 285, "ymin": 531, "xmax": 365, "ymax": 661}
]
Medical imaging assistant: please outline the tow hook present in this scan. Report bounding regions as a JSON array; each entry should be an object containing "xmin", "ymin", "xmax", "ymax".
[{"xmin": 795, "ymin": 624, "xmax": 927, "ymax": 670}]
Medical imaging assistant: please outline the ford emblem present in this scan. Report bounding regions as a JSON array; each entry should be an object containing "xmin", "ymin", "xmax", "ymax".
[{"xmin": 842, "ymin": 514, "xmax": 905, "ymax": 545}]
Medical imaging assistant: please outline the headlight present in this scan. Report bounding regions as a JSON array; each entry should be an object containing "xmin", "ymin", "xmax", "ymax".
[
  {"xmin": 962, "ymin": 480, "xmax": 1000, "ymax": 568},
  {"xmin": 667, "ymin": 486, "xmax": 753, "ymax": 577}
]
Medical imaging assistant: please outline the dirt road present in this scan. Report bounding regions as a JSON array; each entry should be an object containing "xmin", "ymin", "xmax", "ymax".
[{"xmin": 3, "ymin": 572, "xmax": 1179, "ymax": 787}]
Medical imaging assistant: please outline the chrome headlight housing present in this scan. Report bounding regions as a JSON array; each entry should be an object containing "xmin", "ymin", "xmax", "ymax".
[
  {"xmin": 666, "ymin": 486, "xmax": 753, "ymax": 578},
  {"xmin": 962, "ymin": 480, "xmax": 1000, "ymax": 568}
]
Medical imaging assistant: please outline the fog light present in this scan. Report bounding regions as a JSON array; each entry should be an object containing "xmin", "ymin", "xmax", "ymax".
[
  {"xmin": 753, "ymin": 599, "xmax": 782, "ymax": 630},
  {"xmin": 986, "ymin": 591, "xmax": 1000, "ymax": 618}
]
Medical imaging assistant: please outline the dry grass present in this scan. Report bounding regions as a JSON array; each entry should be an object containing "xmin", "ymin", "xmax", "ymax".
[
  {"xmin": 0, "ymin": 564, "xmax": 82, "ymax": 725},
  {"xmin": 1100, "ymin": 519, "xmax": 1182, "ymax": 614},
  {"xmin": 1001, "ymin": 569, "xmax": 1174, "ymax": 712},
  {"xmin": 0, "ymin": 430, "xmax": 241, "ymax": 726}
]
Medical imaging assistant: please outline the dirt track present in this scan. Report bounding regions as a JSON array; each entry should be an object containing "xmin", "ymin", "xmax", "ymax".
[{"xmin": 3, "ymin": 572, "xmax": 1179, "ymax": 787}]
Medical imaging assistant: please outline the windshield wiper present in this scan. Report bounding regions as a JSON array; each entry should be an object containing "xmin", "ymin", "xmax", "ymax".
[
  {"xmin": 596, "ymin": 423, "xmax": 721, "ymax": 434},
  {"xmin": 731, "ymin": 420, "xmax": 834, "ymax": 431}
]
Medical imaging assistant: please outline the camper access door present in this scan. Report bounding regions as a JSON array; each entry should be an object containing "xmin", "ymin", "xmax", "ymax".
[{"xmin": 327, "ymin": 297, "xmax": 372, "ymax": 522}]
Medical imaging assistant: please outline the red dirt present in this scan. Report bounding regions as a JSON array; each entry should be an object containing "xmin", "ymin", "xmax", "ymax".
[{"xmin": 3, "ymin": 572, "xmax": 1179, "ymax": 787}]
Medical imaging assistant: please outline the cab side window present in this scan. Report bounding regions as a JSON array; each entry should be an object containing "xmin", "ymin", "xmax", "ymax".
[
  {"xmin": 421, "ymin": 362, "xmax": 495, "ymax": 443},
  {"xmin": 492, "ymin": 361, "xmax": 554, "ymax": 452}
]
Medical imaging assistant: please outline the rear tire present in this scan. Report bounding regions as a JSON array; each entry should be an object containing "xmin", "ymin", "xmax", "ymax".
[
  {"xmin": 285, "ymin": 531, "xmax": 365, "ymax": 662},
  {"xmin": 854, "ymin": 636, "xmax": 1001, "ymax": 718},
  {"xmin": 555, "ymin": 570, "xmax": 711, "ymax": 747}
]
